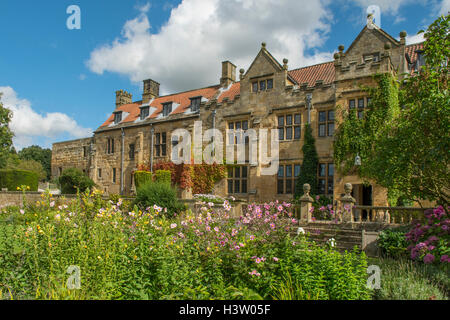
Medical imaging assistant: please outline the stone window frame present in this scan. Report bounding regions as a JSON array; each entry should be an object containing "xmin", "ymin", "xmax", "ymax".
[
  {"xmin": 98, "ymin": 168, "xmax": 102, "ymax": 179},
  {"xmin": 129, "ymin": 143, "xmax": 135, "ymax": 160},
  {"xmin": 155, "ymin": 132, "xmax": 167, "ymax": 157},
  {"xmin": 348, "ymin": 97, "xmax": 370, "ymax": 119},
  {"xmin": 318, "ymin": 162, "xmax": 334, "ymax": 196},
  {"xmin": 227, "ymin": 165, "xmax": 248, "ymax": 194},
  {"xmin": 83, "ymin": 146, "xmax": 88, "ymax": 158},
  {"xmin": 162, "ymin": 102, "xmax": 173, "ymax": 117},
  {"xmin": 112, "ymin": 168, "xmax": 117, "ymax": 184},
  {"xmin": 106, "ymin": 138, "xmax": 115, "ymax": 154},
  {"xmin": 277, "ymin": 113, "xmax": 301, "ymax": 141},
  {"xmin": 251, "ymin": 77, "xmax": 274, "ymax": 93},
  {"xmin": 277, "ymin": 163, "xmax": 301, "ymax": 195},
  {"xmin": 227, "ymin": 119, "xmax": 250, "ymax": 145},
  {"xmin": 318, "ymin": 109, "xmax": 334, "ymax": 137}
]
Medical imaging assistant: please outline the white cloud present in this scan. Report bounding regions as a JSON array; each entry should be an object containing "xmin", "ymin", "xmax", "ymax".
[
  {"xmin": 87, "ymin": 0, "xmax": 334, "ymax": 94},
  {"xmin": 440, "ymin": 0, "xmax": 450, "ymax": 15},
  {"xmin": 405, "ymin": 32, "xmax": 425, "ymax": 44},
  {"xmin": 0, "ymin": 86, "xmax": 92, "ymax": 149},
  {"xmin": 351, "ymin": 0, "xmax": 426, "ymax": 15}
]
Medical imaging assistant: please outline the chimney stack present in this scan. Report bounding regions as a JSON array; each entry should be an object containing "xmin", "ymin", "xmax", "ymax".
[
  {"xmin": 142, "ymin": 79, "xmax": 160, "ymax": 104},
  {"xmin": 220, "ymin": 61, "xmax": 236, "ymax": 88},
  {"xmin": 115, "ymin": 90, "xmax": 132, "ymax": 108}
]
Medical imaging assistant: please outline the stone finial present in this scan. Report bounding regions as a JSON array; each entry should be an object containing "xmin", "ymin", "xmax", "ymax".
[
  {"xmin": 283, "ymin": 58, "xmax": 288, "ymax": 70},
  {"xmin": 384, "ymin": 42, "xmax": 391, "ymax": 50},
  {"xmin": 239, "ymin": 68, "xmax": 245, "ymax": 80},
  {"xmin": 300, "ymin": 183, "xmax": 314, "ymax": 202},
  {"xmin": 334, "ymin": 52, "xmax": 340, "ymax": 60},
  {"xmin": 261, "ymin": 42, "xmax": 267, "ymax": 49},
  {"xmin": 338, "ymin": 45, "xmax": 345, "ymax": 53},
  {"xmin": 399, "ymin": 31, "xmax": 407, "ymax": 45}
]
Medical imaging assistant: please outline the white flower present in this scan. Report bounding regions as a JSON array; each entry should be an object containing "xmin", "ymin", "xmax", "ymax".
[
  {"xmin": 297, "ymin": 227, "xmax": 305, "ymax": 235},
  {"xmin": 19, "ymin": 209, "xmax": 25, "ymax": 215},
  {"xmin": 50, "ymin": 201, "xmax": 55, "ymax": 208},
  {"xmin": 328, "ymin": 238, "xmax": 336, "ymax": 247}
]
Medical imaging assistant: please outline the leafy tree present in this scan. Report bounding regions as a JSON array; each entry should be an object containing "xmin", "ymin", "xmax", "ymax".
[
  {"xmin": 295, "ymin": 123, "xmax": 319, "ymax": 198},
  {"xmin": 18, "ymin": 145, "xmax": 52, "ymax": 180},
  {"xmin": 6, "ymin": 158, "xmax": 47, "ymax": 182},
  {"xmin": 59, "ymin": 168, "xmax": 95, "ymax": 194},
  {"xmin": 334, "ymin": 14, "xmax": 449, "ymax": 207},
  {"xmin": 0, "ymin": 93, "xmax": 14, "ymax": 169}
]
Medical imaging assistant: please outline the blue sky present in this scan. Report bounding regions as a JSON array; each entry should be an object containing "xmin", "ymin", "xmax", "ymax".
[{"xmin": 0, "ymin": 0, "xmax": 448, "ymax": 150}]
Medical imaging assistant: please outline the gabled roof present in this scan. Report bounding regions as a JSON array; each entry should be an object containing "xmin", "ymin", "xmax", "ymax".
[
  {"xmin": 99, "ymin": 85, "xmax": 221, "ymax": 129},
  {"xmin": 288, "ymin": 61, "xmax": 335, "ymax": 87},
  {"xmin": 244, "ymin": 46, "xmax": 284, "ymax": 78},
  {"xmin": 346, "ymin": 25, "xmax": 400, "ymax": 54}
]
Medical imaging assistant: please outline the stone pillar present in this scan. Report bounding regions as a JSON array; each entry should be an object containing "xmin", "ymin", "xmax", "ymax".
[
  {"xmin": 299, "ymin": 184, "xmax": 314, "ymax": 223},
  {"xmin": 340, "ymin": 183, "xmax": 356, "ymax": 223}
]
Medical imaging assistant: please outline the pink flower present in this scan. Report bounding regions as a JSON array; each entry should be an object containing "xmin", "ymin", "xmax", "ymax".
[
  {"xmin": 19, "ymin": 209, "xmax": 25, "ymax": 215},
  {"xmin": 214, "ymin": 227, "xmax": 219, "ymax": 232},
  {"xmin": 249, "ymin": 270, "xmax": 261, "ymax": 277},
  {"xmin": 170, "ymin": 223, "xmax": 177, "ymax": 229},
  {"xmin": 50, "ymin": 201, "xmax": 55, "ymax": 208},
  {"xmin": 273, "ymin": 257, "xmax": 279, "ymax": 262},
  {"xmin": 424, "ymin": 253, "xmax": 435, "ymax": 264},
  {"xmin": 249, "ymin": 235, "xmax": 255, "ymax": 241}
]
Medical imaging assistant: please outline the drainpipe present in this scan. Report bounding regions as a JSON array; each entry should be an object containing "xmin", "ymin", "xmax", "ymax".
[
  {"xmin": 150, "ymin": 124, "xmax": 154, "ymax": 173},
  {"xmin": 306, "ymin": 93, "xmax": 312, "ymax": 124},
  {"xmin": 120, "ymin": 128, "xmax": 125, "ymax": 195}
]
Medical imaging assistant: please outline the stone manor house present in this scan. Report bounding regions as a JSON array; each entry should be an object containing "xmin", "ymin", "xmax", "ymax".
[{"xmin": 52, "ymin": 25, "xmax": 424, "ymax": 206}]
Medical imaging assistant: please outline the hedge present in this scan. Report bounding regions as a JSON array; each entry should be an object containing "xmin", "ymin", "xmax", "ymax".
[
  {"xmin": 0, "ymin": 169, "xmax": 39, "ymax": 191},
  {"xmin": 134, "ymin": 171, "xmax": 153, "ymax": 190},
  {"xmin": 154, "ymin": 170, "xmax": 171, "ymax": 185},
  {"xmin": 58, "ymin": 168, "xmax": 95, "ymax": 194}
]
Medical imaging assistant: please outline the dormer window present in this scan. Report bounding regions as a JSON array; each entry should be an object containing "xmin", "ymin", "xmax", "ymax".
[
  {"xmin": 252, "ymin": 78, "xmax": 273, "ymax": 92},
  {"xmin": 190, "ymin": 97, "xmax": 201, "ymax": 112},
  {"xmin": 162, "ymin": 102, "xmax": 172, "ymax": 117},
  {"xmin": 113, "ymin": 112, "xmax": 122, "ymax": 124},
  {"xmin": 140, "ymin": 106, "xmax": 150, "ymax": 120},
  {"xmin": 363, "ymin": 53, "xmax": 380, "ymax": 63},
  {"xmin": 416, "ymin": 50, "xmax": 425, "ymax": 70}
]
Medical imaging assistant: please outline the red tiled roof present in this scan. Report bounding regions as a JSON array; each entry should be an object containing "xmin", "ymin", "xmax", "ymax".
[
  {"xmin": 288, "ymin": 62, "xmax": 335, "ymax": 87},
  {"xmin": 405, "ymin": 42, "xmax": 424, "ymax": 71},
  {"xmin": 100, "ymin": 85, "xmax": 221, "ymax": 128},
  {"xmin": 217, "ymin": 82, "xmax": 240, "ymax": 103}
]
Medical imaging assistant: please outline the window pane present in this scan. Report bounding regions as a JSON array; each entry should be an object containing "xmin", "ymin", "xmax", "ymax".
[
  {"xmin": 235, "ymin": 166, "xmax": 241, "ymax": 178},
  {"xmin": 234, "ymin": 180, "xmax": 240, "ymax": 193},
  {"xmin": 319, "ymin": 124, "xmax": 326, "ymax": 137},
  {"xmin": 241, "ymin": 180, "xmax": 247, "ymax": 194},
  {"xmin": 294, "ymin": 126, "xmax": 301, "ymax": 139},
  {"xmin": 156, "ymin": 145, "xmax": 160, "ymax": 157},
  {"xmin": 286, "ymin": 127, "xmax": 292, "ymax": 140},
  {"xmin": 327, "ymin": 180, "xmax": 334, "ymax": 195},
  {"xmin": 349, "ymin": 99, "xmax": 355, "ymax": 108},
  {"xmin": 278, "ymin": 165, "xmax": 284, "ymax": 177},
  {"xmin": 278, "ymin": 116, "xmax": 284, "ymax": 127},
  {"xmin": 328, "ymin": 110, "xmax": 335, "ymax": 121},
  {"xmin": 319, "ymin": 179, "xmax": 326, "ymax": 194},
  {"xmin": 294, "ymin": 165, "xmax": 301, "ymax": 177},
  {"xmin": 228, "ymin": 179, "xmax": 233, "ymax": 193},
  {"xmin": 358, "ymin": 110, "xmax": 364, "ymax": 119},
  {"xmin": 294, "ymin": 114, "xmax": 301, "ymax": 124},
  {"xmin": 286, "ymin": 115, "xmax": 292, "ymax": 125},
  {"xmin": 156, "ymin": 133, "xmax": 160, "ymax": 144},
  {"xmin": 267, "ymin": 79, "xmax": 273, "ymax": 89},
  {"xmin": 235, "ymin": 122, "xmax": 241, "ymax": 130},
  {"xmin": 286, "ymin": 165, "xmax": 292, "ymax": 177},
  {"xmin": 277, "ymin": 179, "xmax": 284, "ymax": 194},
  {"xmin": 286, "ymin": 179, "xmax": 293, "ymax": 194},
  {"xmin": 278, "ymin": 127, "xmax": 284, "ymax": 140},
  {"xmin": 319, "ymin": 111, "xmax": 326, "ymax": 122},
  {"xmin": 242, "ymin": 121, "xmax": 248, "ymax": 130},
  {"xmin": 328, "ymin": 123, "xmax": 334, "ymax": 136},
  {"xmin": 367, "ymin": 97, "xmax": 372, "ymax": 106},
  {"xmin": 252, "ymin": 82, "xmax": 258, "ymax": 92},
  {"xmin": 228, "ymin": 122, "xmax": 234, "ymax": 129},
  {"xmin": 259, "ymin": 80, "xmax": 266, "ymax": 91},
  {"xmin": 162, "ymin": 145, "xmax": 167, "ymax": 156},
  {"xmin": 162, "ymin": 132, "xmax": 166, "ymax": 144},
  {"xmin": 358, "ymin": 98, "xmax": 365, "ymax": 108},
  {"xmin": 328, "ymin": 164, "xmax": 334, "ymax": 176},
  {"xmin": 228, "ymin": 167, "xmax": 233, "ymax": 178},
  {"xmin": 319, "ymin": 163, "xmax": 326, "ymax": 177},
  {"xmin": 242, "ymin": 166, "xmax": 248, "ymax": 178}
]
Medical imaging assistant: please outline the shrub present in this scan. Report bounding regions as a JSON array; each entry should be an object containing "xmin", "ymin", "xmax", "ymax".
[
  {"xmin": 58, "ymin": 168, "xmax": 95, "ymax": 194},
  {"xmin": 378, "ymin": 226, "xmax": 410, "ymax": 258},
  {"xmin": 0, "ymin": 169, "xmax": 38, "ymax": 191},
  {"xmin": 154, "ymin": 170, "xmax": 171, "ymax": 185},
  {"xmin": 405, "ymin": 206, "xmax": 450, "ymax": 264},
  {"xmin": 134, "ymin": 181, "xmax": 185, "ymax": 217},
  {"xmin": 134, "ymin": 171, "xmax": 152, "ymax": 189}
]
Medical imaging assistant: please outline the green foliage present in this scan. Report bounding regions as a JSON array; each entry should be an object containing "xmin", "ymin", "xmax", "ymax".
[
  {"xmin": 0, "ymin": 94, "xmax": 14, "ymax": 169},
  {"xmin": 295, "ymin": 123, "xmax": 319, "ymax": 198},
  {"xmin": 334, "ymin": 15, "xmax": 450, "ymax": 206},
  {"xmin": 378, "ymin": 226, "xmax": 410, "ymax": 258},
  {"xmin": 134, "ymin": 171, "xmax": 152, "ymax": 189},
  {"xmin": 18, "ymin": 145, "xmax": 52, "ymax": 180},
  {"xmin": 154, "ymin": 170, "xmax": 171, "ymax": 185},
  {"xmin": 6, "ymin": 157, "xmax": 46, "ymax": 182},
  {"xmin": 58, "ymin": 168, "xmax": 95, "ymax": 194},
  {"xmin": 134, "ymin": 181, "xmax": 185, "ymax": 217},
  {"xmin": 0, "ymin": 169, "xmax": 38, "ymax": 191},
  {"xmin": 371, "ymin": 257, "xmax": 449, "ymax": 300}
]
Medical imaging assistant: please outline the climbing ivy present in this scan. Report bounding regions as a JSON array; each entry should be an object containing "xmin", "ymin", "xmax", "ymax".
[{"xmin": 295, "ymin": 123, "xmax": 319, "ymax": 198}]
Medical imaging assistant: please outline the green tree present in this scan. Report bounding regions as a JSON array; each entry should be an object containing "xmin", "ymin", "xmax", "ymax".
[
  {"xmin": 18, "ymin": 145, "xmax": 52, "ymax": 180},
  {"xmin": 59, "ymin": 168, "xmax": 95, "ymax": 194},
  {"xmin": 7, "ymin": 158, "xmax": 46, "ymax": 182},
  {"xmin": 334, "ymin": 14, "xmax": 449, "ymax": 206},
  {"xmin": 295, "ymin": 123, "xmax": 319, "ymax": 198},
  {"xmin": 0, "ymin": 93, "xmax": 14, "ymax": 169}
]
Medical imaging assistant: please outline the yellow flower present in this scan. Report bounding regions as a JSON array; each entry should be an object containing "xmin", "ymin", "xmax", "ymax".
[
  {"xmin": 133, "ymin": 255, "xmax": 137, "ymax": 260},
  {"xmin": 16, "ymin": 187, "xmax": 20, "ymax": 191}
]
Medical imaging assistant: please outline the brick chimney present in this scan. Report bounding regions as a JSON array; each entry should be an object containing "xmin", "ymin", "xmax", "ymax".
[
  {"xmin": 115, "ymin": 90, "xmax": 132, "ymax": 108},
  {"xmin": 220, "ymin": 61, "xmax": 236, "ymax": 88},
  {"xmin": 142, "ymin": 79, "xmax": 160, "ymax": 104}
]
